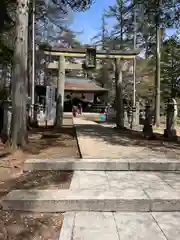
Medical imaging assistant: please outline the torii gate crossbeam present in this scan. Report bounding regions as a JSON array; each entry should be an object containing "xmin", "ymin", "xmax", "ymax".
[
  {"xmin": 44, "ymin": 47, "xmax": 140, "ymax": 127},
  {"xmin": 44, "ymin": 48, "xmax": 139, "ymax": 59}
]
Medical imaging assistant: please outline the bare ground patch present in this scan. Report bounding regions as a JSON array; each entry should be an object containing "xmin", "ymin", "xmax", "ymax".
[
  {"xmin": 113, "ymin": 127, "xmax": 180, "ymax": 159},
  {"xmin": 0, "ymin": 116, "xmax": 78, "ymax": 194},
  {"xmin": 0, "ymin": 171, "xmax": 73, "ymax": 199},
  {"xmin": 0, "ymin": 116, "xmax": 75, "ymax": 239},
  {"xmin": 0, "ymin": 211, "xmax": 63, "ymax": 240},
  {"xmin": 0, "ymin": 116, "xmax": 79, "ymax": 166}
]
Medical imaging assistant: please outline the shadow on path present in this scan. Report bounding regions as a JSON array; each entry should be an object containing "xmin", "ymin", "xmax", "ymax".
[{"xmin": 76, "ymin": 123, "xmax": 180, "ymax": 157}]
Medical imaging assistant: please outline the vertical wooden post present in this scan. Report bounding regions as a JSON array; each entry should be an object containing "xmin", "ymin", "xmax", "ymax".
[
  {"xmin": 154, "ymin": 0, "xmax": 162, "ymax": 127},
  {"xmin": 55, "ymin": 55, "xmax": 65, "ymax": 127},
  {"xmin": 115, "ymin": 58, "xmax": 124, "ymax": 129}
]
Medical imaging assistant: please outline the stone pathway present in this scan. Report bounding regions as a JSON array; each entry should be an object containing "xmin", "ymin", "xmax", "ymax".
[
  {"xmin": 60, "ymin": 212, "xmax": 180, "ymax": 240},
  {"xmin": 73, "ymin": 117, "xmax": 180, "ymax": 159},
  {"xmin": 70, "ymin": 171, "xmax": 180, "ymax": 192},
  {"xmin": 57, "ymin": 118, "xmax": 180, "ymax": 239},
  {"xmin": 3, "ymin": 116, "xmax": 180, "ymax": 239},
  {"xmin": 58, "ymin": 170, "xmax": 180, "ymax": 239}
]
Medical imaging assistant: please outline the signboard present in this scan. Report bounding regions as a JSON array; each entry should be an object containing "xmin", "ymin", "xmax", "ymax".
[
  {"xmin": 64, "ymin": 91, "xmax": 94, "ymax": 102},
  {"xmin": 45, "ymin": 86, "xmax": 56, "ymax": 121},
  {"xmin": 85, "ymin": 47, "xmax": 96, "ymax": 68}
]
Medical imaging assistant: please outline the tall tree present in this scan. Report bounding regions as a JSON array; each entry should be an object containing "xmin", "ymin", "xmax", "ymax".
[
  {"xmin": 11, "ymin": 0, "xmax": 29, "ymax": 148},
  {"xmin": 56, "ymin": 29, "xmax": 81, "ymax": 48},
  {"xmin": 9, "ymin": 0, "xmax": 94, "ymax": 149},
  {"xmin": 105, "ymin": 0, "xmax": 180, "ymax": 127},
  {"xmin": 106, "ymin": 0, "xmax": 130, "ymax": 128},
  {"xmin": 161, "ymin": 36, "xmax": 180, "ymax": 101}
]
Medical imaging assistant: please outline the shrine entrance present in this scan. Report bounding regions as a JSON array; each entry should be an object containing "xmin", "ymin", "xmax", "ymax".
[{"xmin": 44, "ymin": 47, "xmax": 139, "ymax": 126}]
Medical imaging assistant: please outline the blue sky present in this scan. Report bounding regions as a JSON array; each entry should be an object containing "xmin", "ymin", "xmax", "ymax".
[
  {"xmin": 70, "ymin": 0, "xmax": 176, "ymax": 44},
  {"xmin": 70, "ymin": 0, "xmax": 116, "ymax": 43}
]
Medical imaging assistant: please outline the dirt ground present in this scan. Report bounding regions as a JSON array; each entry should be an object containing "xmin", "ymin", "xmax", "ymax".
[
  {"xmin": 0, "ymin": 116, "xmax": 79, "ymax": 163},
  {"xmin": 0, "ymin": 171, "xmax": 73, "ymax": 199},
  {"xmin": 0, "ymin": 116, "xmax": 77, "ymax": 196},
  {"xmin": 153, "ymin": 124, "xmax": 180, "ymax": 136},
  {"xmin": 0, "ymin": 117, "xmax": 76, "ymax": 240},
  {"xmin": 113, "ymin": 126, "xmax": 180, "ymax": 159},
  {"xmin": 0, "ymin": 211, "xmax": 64, "ymax": 240},
  {"xmin": 0, "ymin": 116, "xmax": 79, "ymax": 184}
]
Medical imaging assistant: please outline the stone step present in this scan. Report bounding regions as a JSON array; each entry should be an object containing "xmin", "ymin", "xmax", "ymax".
[
  {"xmin": 24, "ymin": 158, "xmax": 180, "ymax": 171},
  {"xmin": 2, "ymin": 188, "xmax": 180, "ymax": 212}
]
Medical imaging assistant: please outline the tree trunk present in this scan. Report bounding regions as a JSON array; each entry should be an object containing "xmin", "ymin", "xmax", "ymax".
[
  {"xmin": 114, "ymin": 59, "xmax": 124, "ymax": 128},
  {"xmin": 28, "ymin": 10, "xmax": 32, "ymax": 98},
  {"xmin": 11, "ymin": 0, "xmax": 29, "ymax": 149},
  {"xmin": 154, "ymin": 0, "xmax": 161, "ymax": 127}
]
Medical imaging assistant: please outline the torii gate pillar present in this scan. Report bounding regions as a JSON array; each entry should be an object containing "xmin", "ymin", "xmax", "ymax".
[{"xmin": 55, "ymin": 55, "xmax": 65, "ymax": 127}]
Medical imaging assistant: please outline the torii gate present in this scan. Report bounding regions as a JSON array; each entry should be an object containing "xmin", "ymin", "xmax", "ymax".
[{"xmin": 44, "ymin": 47, "xmax": 139, "ymax": 126}]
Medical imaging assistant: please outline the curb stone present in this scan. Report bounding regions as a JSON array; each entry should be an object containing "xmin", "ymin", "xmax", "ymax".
[
  {"xmin": 59, "ymin": 212, "xmax": 75, "ymax": 240},
  {"xmin": 24, "ymin": 158, "xmax": 180, "ymax": 171}
]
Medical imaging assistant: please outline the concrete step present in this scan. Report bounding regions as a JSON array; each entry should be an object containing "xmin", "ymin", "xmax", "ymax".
[
  {"xmin": 2, "ymin": 188, "xmax": 180, "ymax": 212},
  {"xmin": 24, "ymin": 158, "xmax": 180, "ymax": 171}
]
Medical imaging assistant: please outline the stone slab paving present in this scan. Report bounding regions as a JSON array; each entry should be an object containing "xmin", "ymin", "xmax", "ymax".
[
  {"xmin": 24, "ymin": 117, "xmax": 180, "ymax": 171},
  {"xmin": 2, "ymin": 170, "xmax": 180, "ymax": 212},
  {"xmin": 59, "ymin": 212, "xmax": 180, "ymax": 240},
  {"xmin": 73, "ymin": 117, "xmax": 147, "ymax": 159},
  {"xmin": 70, "ymin": 171, "xmax": 180, "ymax": 192},
  {"xmin": 152, "ymin": 212, "xmax": 180, "ymax": 240},
  {"xmin": 3, "ymin": 171, "xmax": 180, "ymax": 212},
  {"xmin": 73, "ymin": 117, "xmax": 180, "ymax": 160},
  {"xmin": 74, "ymin": 212, "xmax": 119, "ymax": 240},
  {"xmin": 70, "ymin": 171, "xmax": 180, "ymax": 212}
]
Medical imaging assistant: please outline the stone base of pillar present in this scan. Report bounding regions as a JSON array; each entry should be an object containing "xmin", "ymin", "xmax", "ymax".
[
  {"xmin": 130, "ymin": 106, "xmax": 139, "ymax": 130},
  {"xmin": 163, "ymin": 128, "xmax": 177, "ymax": 141},
  {"xmin": 130, "ymin": 112, "xmax": 137, "ymax": 129},
  {"xmin": 124, "ymin": 110, "xmax": 128, "ymax": 122},
  {"xmin": 143, "ymin": 123, "xmax": 156, "ymax": 139},
  {"xmin": 114, "ymin": 125, "xmax": 127, "ymax": 130}
]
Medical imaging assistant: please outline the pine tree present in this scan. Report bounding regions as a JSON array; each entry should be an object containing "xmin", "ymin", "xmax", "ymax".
[{"xmin": 161, "ymin": 36, "xmax": 180, "ymax": 101}]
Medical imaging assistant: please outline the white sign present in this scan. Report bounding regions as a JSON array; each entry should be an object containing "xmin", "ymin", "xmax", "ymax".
[
  {"xmin": 45, "ymin": 86, "xmax": 56, "ymax": 121},
  {"xmin": 172, "ymin": 98, "xmax": 178, "ymax": 118}
]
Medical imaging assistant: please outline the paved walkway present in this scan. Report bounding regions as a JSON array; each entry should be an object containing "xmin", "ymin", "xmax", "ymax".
[
  {"xmin": 58, "ymin": 118, "xmax": 180, "ymax": 239},
  {"xmin": 3, "ymin": 116, "xmax": 180, "ymax": 239},
  {"xmin": 58, "ymin": 171, "xmax": 180, "ymax": 239},
  {"xmin": 70, "ymin": 171, "xmax": 180, "ymax": 192},
  {"xmin": 60, "ymin": 211, "xmax": 180, "ymax": 240},
  {"xmin": 73, "ymin": 117, "xmax": 180, "ymax": 159}
]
